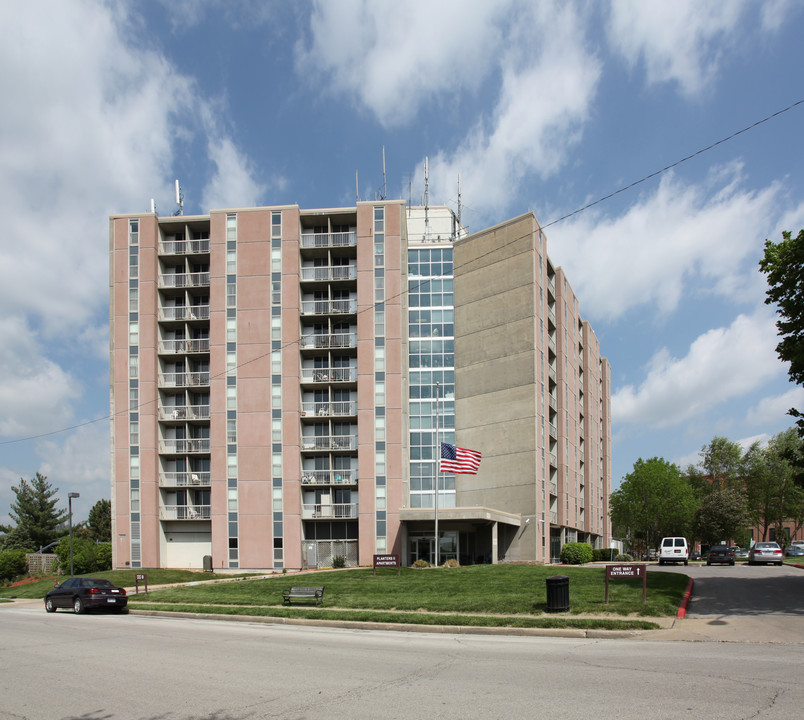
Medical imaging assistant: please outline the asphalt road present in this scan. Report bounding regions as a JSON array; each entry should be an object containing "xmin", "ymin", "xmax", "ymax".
[{"xmin": 1, "ymin": 603, "xmax": 803, "ymax": 720}]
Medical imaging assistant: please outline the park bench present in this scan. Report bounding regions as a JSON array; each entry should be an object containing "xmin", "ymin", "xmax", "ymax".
[{"xmin": 282, "ymin": 586, "xmax": 324, "ymax": 606}]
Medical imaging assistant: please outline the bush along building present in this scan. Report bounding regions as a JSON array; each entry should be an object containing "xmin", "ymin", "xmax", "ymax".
[{"xmin": 109, "ymin": 200, "xmax": 610, "ymax": 570}]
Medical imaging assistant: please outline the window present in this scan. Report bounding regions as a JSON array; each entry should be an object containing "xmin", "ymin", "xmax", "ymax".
[
  {"xmin": 129, "ymin": 219, "xmax": 139, "ymax": 245},
  {"xmin": 129, "ymin": 288, "xmax": 138, "ymax": 312}
]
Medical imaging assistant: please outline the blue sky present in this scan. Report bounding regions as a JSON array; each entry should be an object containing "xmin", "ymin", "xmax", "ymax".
[{"xmin": 1, "ymin": 0, "xmax": 803, "ymax": 527}]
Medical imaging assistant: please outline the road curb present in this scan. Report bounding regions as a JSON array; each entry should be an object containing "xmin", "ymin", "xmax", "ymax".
[{"xmin": 677, "ymin": 577, "xmax": 694, "ymax": 618}]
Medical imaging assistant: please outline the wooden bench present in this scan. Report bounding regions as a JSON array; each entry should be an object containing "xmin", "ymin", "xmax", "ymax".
[{"xmin": 282, "ymin": 586, "xmax": 324, "ymax": 606}]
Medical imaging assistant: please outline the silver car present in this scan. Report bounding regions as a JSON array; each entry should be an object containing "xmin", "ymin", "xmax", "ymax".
[{"xmin": 748, "ymin": 542, "xmax": 783, "ymax": 566}]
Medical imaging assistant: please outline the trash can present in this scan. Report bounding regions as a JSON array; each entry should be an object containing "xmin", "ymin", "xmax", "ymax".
[
  {"xmin": 203, "ymin": 555, "xmax": 213, "ymax": 572},
  {"xmin": 546, "ymin": 575, "xmax": 570, "ymax": 612}
]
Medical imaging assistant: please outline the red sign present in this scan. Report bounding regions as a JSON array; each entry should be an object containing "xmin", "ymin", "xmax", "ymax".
[
  {"xmin": 134, "ymin": 573, "xmax": 148, "ymax": 594},
  {"xmin": 373, "ymin": 554, "xmax": 401, "ymax": 575},
  {"xmin": 605, "ymin": 563, "xmax": 647, "ymax": 604}
]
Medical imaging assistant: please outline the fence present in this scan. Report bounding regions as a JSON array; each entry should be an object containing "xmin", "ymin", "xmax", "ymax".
[{"xmin": 26, "ymin": 554, "xmax": 59, "ymax": 575}]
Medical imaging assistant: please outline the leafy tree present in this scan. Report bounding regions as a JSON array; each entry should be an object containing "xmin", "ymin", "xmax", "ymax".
[
  {"xmin": 87, "ymin": 499, "xmax": 111, "ymax": 543},
  {"xmin": 694, "ymin": 488, "xmax": 750, "ymax": 545},
  {"xmin": 699, "ymin": 436, "xmax": 744, "ymax": 490},
  {"xmin": 0, "ymin": 525, "xmax": 35, "ymax": 553},
  {"xmin": 54, "ymin": 537, "xmax": 112, "ymax": 575},
  {"xmin": 759, "ymin": 229, "xmax": 804, "ymax": 433},
  {"xmin": 0, "ymin": 473, "xmax": 68, "ymax": 551},
  {"xmin": 609, "ymin": 458, "xmax": 698, "ymax": 553},
  {"xmin": 0, "ymin": 550, "xmax": 28, "ymax": 582}
]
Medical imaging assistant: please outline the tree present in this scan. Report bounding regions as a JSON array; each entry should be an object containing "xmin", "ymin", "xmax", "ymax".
[
  {"xmin": 0, "ymin": 473, "xmax": 68, "ymax": 551},
  {"xmin": 699, "ymin": 436, "xmax": 744, "ymax": 490},
  {"xmin": 694, "ymin": 488, "xmax": 750, "ymax": 545},
  {"xmin": 609, "ymin": 458, "xmax": 698, "ymax": 554},
  {"xmin": 759, "ymin": 229, "xmax": 804, "ymax": 433},
  {"xmin": 87, "ymin": 499, "xmax": 111, "ymax": 543}
]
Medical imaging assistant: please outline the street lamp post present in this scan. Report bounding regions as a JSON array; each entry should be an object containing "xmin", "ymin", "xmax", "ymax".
[{"xmin": 68, "ymin": 492, "xmax": 80, "ymax": 576}]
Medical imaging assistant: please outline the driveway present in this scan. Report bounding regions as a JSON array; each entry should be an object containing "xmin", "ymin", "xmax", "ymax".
[{"xmin": 646, "ymin": 562, "xmax": 804, "ymax": 643}]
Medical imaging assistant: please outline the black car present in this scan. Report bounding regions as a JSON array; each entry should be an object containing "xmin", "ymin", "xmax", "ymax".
[
  {"xmin": 44, "ymin": 577, "xmax": 128, "ymax": 614},
  {"xmin": 706, "ymin": 544, "xmax": 735, "ymax": 566}
]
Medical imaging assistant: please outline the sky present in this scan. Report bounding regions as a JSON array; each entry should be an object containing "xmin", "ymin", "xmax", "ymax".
[{"xmin": 1, "ymin": 0, "xmax": 803, "ymax": 528}]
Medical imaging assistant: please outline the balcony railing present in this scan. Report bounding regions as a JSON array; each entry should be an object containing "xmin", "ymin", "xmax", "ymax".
[
  {"xmin": 158, "ymin": 405, "xmax": 211, "ymax": 421},
  {"xmin": 159, "ymin": 438, "xmax": 211, "ymax": 454},
  {"xmin": 160, "ymin": 505, "xmax": 211, "ymax": 520},
  {"xmin": 159, "ymin": 305, "xmax": 210, "ymax": 322},
  {"xmin": 300, "ymin": 231, "xmax": 356, "ymax": 249},
  {"xmin": 301, "ymin": 470, "xmax": 357, "ymax": 485},
  {"xmin": 300, "ymin": 367, "xmax": 357, "ymax": 383},
  {"xmin": 549, "ymin": 481, "xmax": 557, "ymax": 496},
  {"xmin": 300, "ymin": 265, "xmax": 357, "ymax": 282},
  {"xmin": 158, "ymin": 372, "xmax": 211, "ymax": 388},
  {"xmin": 160, "ymin": 471, "xmax": 211, "ymax": 487},
  {"xmin": 301, "ymin": 503, "xmax": 358, "ymax": 519},
  {"xmin": 158, "ymin": 338, "xmax": 211, "ymax": 354},
  {"xmin": 159, "ymin": 239, "xmax": 210, "ymax": 256},
  {"xmin": 158, "ymin": 272, "xmax": 210, "ymax": 289},
  {"xmin": 299, "ymin": 333, "xmax": 357, "ymax": 350},
  {"xmin": 301, "ymin": 435, "xmax": 357, "ymax": 451},
  {"xmin": 550, "ymin": 510, "xmax": 558, "ymax": 524},
  {"xmin": 300, "ymin": 299, "xmax": 357, "ymax": 316},
  {"xmin": 301, "ymin": 401, "xmax": 357, "ymax": 418}
]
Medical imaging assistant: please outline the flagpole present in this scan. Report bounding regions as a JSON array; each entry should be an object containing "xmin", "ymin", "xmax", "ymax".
[{"xmin": 434, "ymin": 380, "xmax": 440, "ymax": 568}]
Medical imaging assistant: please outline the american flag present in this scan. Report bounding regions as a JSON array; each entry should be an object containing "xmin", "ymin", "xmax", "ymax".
[{"xmin": 440, "ymin": 442, "xmax": 482, "ymax": 474}]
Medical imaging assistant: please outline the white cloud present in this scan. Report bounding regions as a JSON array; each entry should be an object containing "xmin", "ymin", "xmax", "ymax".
[
  {"xmin": 613, "ymin": 309, "xmax": 783, "ymax": 428},
  {"xmin": 201, "ymin": 136, "xmax": 270, "ymax": 210},
  {"xmin": 296, "ymin": 0, "xmax": 511, "ymax": 128},
  {"xmin": 746, "ymin": 387, "xmax": 804, "ymax": 427},
  {"xmin": 549, "ymin": 165, "xmax": 782, "ymax": 322},
  {"xmin": 607, "ymin": 0, "xmax": 747, "ymax": 96}
]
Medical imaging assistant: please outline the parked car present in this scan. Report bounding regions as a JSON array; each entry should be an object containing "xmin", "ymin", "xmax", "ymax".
[
  {"xmin": 690, "ymin": 551, "xmax": 702, "ymax": 561},
  {"xmin": 734, "ymin": 547, "xmax": 749, "ymax": 560},
  {"xmin": 786, "ymin": 545, "xmax": 804, "ymax": 558},
  {"xmin": 44, "ymin": 577, "xmax": 128, "ymax": 614},
  {"xmin": 748, "ymin": 542, "xmax": 784, "ymax": 566},
  {"xmin": 658, "ymin": 537, "xmax": 689, "ymax": 565},
  {"xmin": 706, "ymin": 544, "xmax": 735, "ymax": 566}
]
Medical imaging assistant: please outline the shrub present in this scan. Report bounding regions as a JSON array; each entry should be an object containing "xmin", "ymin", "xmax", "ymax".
[
  {"xmin": 412, "ymin": 559, "xmax": 430, "ymax": 568},
  {"xmin": 332, "ymin": 555, "xmax": 346, "ymax": 569},
  {"xmin": 614, "ymin": 553, "xmax": 634, "ymax": 562},
  {"xmin": 560, "ymin": 542, "xmax": 594, "ymax": 565},
  {"xmin": 54, "ymin": 538, "xmax": 112, "ymax": 575},
  {"xmin": 0, "ymin": 549, "xmax": 28, "ymax": 581},
  {"xmin": 593, "ymin": 548, "xmax": 616, "ymax": 562},
  {"xmin": 440, "ymin": 558, "xmax": 460, "ymax": 568}
]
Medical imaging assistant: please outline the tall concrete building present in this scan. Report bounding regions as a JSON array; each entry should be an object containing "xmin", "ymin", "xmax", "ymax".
[{"xmin": 109, "ymin": 201, "xmax": 609, "ymax": 570}]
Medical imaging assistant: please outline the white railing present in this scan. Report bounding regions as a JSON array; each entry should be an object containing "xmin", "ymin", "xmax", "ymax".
[
  {"xmin": 158, "ymin": 272, "xmax": 210, "ymax": 289},
  {"xmin": 160, "ymin": 439, "xmax": 211, "ymax": 454},
  {"xmin": 158, "ymin": 372, "xmax": 210, "ymax": 388},
  {"xmin": 300, "ymin": 231, "xmax": 356, "ymax": 249},
  {"xmin": 158, "ymin": 405, "xmax": 210, "ymax": 421},
  {"xmin": 549, "ymin": 481, "xmax": 557, "ymax": 496},
  {"xmin": 300, "ymin": 265, "xmax": 357, "ymax": 282},
  {"xmin": 301, "ymin": 470, "xmax": 356, "ymax": 485},
  {"xmin": 301, "ymin": 401, "xmax": 357, "ymax": 418},
  {"xmin": 550, "ymin": 510, "xmax": 558, "ymax": 524},
  {"xmin": 159, "ymin": 338, "xmax": 211, "ymax": 354},
  {"xmin": 160, "ymin": 505, "xmax": 211, "ymax": 520},
  {"xmin": 300, "ymin": 299, "xmax": 357, "ymax": 316},
  {"xmin": 301, "ymin": 435, "xmax": 357, "ymax": 451},
  {"xmin": 299, "ymin": 333, "xmax": 357, "ymax": 350},
  {"xmin": 548, "ymin": 422, "xmax": 557, "ymax": 440},
  {"xmin": 301, "ymin": 503, "xmax": 358, "ymax": 519},
  {"xmin": 159, "ymin": 305, "xmax": 210, "ymax": 322},
  {"xmin": 160, "ymin": 471, "xmax": 211, "ymax": 487},
  {"xmin": 159, "ymin": 239, "xmax": 210, "ymax": 255},
  {"xmin": 300, "ymin": 367, "xmax": 357, "ymax": 383}
]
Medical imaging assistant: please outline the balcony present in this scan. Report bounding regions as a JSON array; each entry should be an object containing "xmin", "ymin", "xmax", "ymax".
[
  {"xmin": 158, "ymin": 272, "xmax": 210, "ymax": 290},
  {"xmin": 300, "ymin": 367, "xmax": 357, "ymax": 384},
  {"xmin": 548, "ymin": 422, "xmax": 557, "ymax": 440},
  {"xmin": 158, "ymin": 305, "xmax": 210, "ymax": 322},
  {"xmin": 299, "ymin": 333, "xmax": 357, "ymax": 351},
  {"xmin": 158, "ymin": 372, "xmax": 210, "ymax": 388},
  {"xmin": 158, "ymin": 405, "xmax": 211, "ymax": 421},
  {"xmin": 300, "ymin": 265, "xmax": 357, "ymax": 283},
  {"xmin": 301, "ymin": 435, "xmax": 357, "ymax": 452},
  {"xmin": 159, "ymin": 438, "xmax": 211, "ymax": 454},
  {"xmin": 159, "ymin": 338, "xmax": 211, "ymax": 355},
  {"xmin": 550, "ymin": 510, "xmax": 558, "ymax": 524},
  {"xmin": 301, "ymin": 469, "xmax": 357, "ymax": 485},
  {"xmin": 300, "ymin": 299, "xmax": 357, "ymax": 317},
  {"xmin": 301, "ymin": 503, "xmax": 358, "ymax": 519},
  {"xmin": 548, "ymin": 391, "xmax": 557, "ymax": 411},
  {"xmin": 300, "ymin": 231, "xmax": 357, "ymax": 249},
  {"xmin": 550, "ymin": 481, "xmax": 557, "ymax": 496},
  {"xmin": 160, "ymin": 471, "xmax": 211, "ymax": 487},
  {"xmin": 160, "ymin": 505, "xmax": 211, "ymax": 520},
  {"xmin": 301, "ymin": 401, "xmax": 357, "ymax": 419},
  {"xmin": 159, "ymin": 239, "xmax": 210, "ymax": 256}
]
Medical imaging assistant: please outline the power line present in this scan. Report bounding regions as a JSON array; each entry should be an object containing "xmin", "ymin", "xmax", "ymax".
[{"xmin": 2, "ymin": 97, "xmax": 802, "ymax": 447}]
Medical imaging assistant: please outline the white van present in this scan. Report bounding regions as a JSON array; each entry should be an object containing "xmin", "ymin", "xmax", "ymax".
[{"xmin": 658, "ymin": 537, "xmax": 689, "ymax": 565}]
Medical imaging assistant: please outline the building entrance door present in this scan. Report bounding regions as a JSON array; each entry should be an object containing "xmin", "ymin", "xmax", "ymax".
[{"xmin": 409, "ymin": 536, "xmax": 434, "ymax": 565}]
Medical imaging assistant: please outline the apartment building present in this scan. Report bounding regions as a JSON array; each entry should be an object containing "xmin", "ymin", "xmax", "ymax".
[{"xmin": 109, "ymin": 201, "xmax": 610, "ymax": 570}]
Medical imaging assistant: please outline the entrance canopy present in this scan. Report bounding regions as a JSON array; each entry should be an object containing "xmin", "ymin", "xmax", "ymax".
[{"xmin": 399, "ymin": 506, "xmax": 521, "ymax": 526}]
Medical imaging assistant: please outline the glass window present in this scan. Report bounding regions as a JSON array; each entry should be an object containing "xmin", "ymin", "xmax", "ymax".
[{"xmin": 129, "ymin": 219, "xmax": 139, "ymax": 245}]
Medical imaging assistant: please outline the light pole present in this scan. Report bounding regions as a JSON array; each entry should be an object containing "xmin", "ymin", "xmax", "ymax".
[{"xmin": 68, "ymin": 492, "xmax": 80, "ymax": 576}]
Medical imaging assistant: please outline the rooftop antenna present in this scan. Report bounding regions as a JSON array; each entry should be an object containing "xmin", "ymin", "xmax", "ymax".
[
  {"xmin": 456, "ymin": 174, "xmax": 462, "ymax": 240},
  {"xmin": 150, "ymin": 198, "xmax": 157, "ymax": 215},
  {"xmin": 355, "ymin": 171, "xmax": 359, "ymax": 204},
  {"xmin": 381, "ymin": 146, "xmax": 387, "ymax": 200},
  {"xmin": 173, "ymin": 180, "xmax": 184, "ymax": 216},
  {"xmin": 424, "ymin": 156, "xmax": 430, "ymax": 240}
]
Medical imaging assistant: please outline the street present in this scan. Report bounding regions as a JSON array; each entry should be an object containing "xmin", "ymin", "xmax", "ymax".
[{"xmin": 1, "ymin": 596, "xmax": 802, "ymax": 720}]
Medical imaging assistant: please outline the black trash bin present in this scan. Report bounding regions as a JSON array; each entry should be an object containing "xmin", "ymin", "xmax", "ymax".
[{"xmin": 546, "ymin": 575, "xmax": 570, "ymax": 612}]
